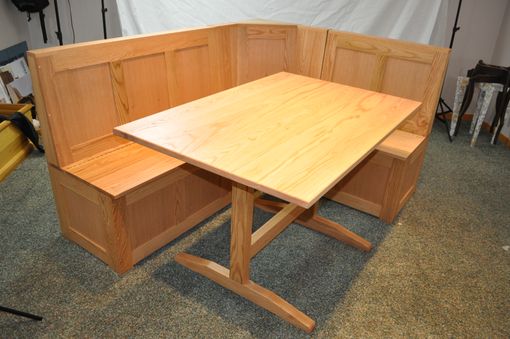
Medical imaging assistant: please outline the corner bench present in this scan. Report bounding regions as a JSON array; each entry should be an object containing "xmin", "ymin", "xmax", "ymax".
[
  {"xmin": 29, "ymin": 22, "xmax": 449, "ymax": 273},
  {"xmin": 48, "ymin": 139, "xmax": 230, "ymax": 274}
]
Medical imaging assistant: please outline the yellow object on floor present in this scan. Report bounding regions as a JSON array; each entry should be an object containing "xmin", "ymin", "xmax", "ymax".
[{"xmin": 0, "ymin": 103, "xmax": 34, "ymax": 181}]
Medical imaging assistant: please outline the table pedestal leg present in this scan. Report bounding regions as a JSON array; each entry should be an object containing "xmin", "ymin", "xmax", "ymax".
[{"xmin": 175, "ymin": 183, "xmax": 315, "ymax": 333}]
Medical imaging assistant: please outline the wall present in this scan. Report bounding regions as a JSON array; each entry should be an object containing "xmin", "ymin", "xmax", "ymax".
[
  {"xmin": 0, "ymin": 1, "xmax": 29, "ymax": 49},
  {"xmin": 26, "ymin": 0, "xmax": 122, "ymax": 49}
]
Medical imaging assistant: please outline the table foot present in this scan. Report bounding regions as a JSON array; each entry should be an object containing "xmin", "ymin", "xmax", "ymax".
[
  {"xmin": 255, "ymin": 198, "xmax": 372, "ymax": 252},
  {"xmin": 175, "ymin": 252, "xmax": 316, "ymax": 333}
]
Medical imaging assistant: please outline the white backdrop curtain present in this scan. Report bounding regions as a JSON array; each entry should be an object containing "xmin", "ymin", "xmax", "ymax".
[{"xmin": 116, "ymin": 0, "xmax": 448, "ymax": 45}]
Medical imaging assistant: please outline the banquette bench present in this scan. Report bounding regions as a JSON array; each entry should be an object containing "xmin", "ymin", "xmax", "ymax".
[{"xmin": 28, "ymin": 22, "xmax": 449, "ymax": 273}]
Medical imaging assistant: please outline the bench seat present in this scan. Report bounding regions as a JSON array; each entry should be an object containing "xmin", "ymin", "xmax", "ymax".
[
  {"xmin": 63, "ymin": 138, "xmax": 184, "ymax": 198},
  {"xmin": 376, "ymin": 130, "xmax": 426, "ymax": 160}
]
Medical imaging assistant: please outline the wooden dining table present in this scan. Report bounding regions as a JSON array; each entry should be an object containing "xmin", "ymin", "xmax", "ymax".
[{"xmin": 114, "ymin": 72, "xmax": 421, "ymax": 332}]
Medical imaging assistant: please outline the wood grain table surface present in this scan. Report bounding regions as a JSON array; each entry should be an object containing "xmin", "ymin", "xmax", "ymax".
[{"xmin": 114, "ymin": 72, "xmax": 420, "ymax": 208}]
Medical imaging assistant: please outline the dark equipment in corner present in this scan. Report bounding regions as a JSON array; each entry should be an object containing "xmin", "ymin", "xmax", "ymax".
[
  {"xmin": 10, "ymin": 0, "xmax": 50, "ymax": 43},
  {"xmin": 435, "ymin": 0, "xmax": 463, "ymax": 142},
  {"xmin": 10, "ymin": 0, "xmax": 64, "ymax": 45},
  {"xmin": 0, "ymin": 305, "xmax": 43, "ymax": 321},
  {"xmin": 101, "ymin": 0, "xmax": 108, "ymax": 39}
]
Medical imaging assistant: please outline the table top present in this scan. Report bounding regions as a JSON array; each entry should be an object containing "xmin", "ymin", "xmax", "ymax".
[{"xmin": 114, "ymin": 72, "xmax": 420, "ymax": 208}]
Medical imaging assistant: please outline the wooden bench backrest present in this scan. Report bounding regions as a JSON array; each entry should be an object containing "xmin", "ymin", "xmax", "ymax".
[
  {"xmin": 28, "ymin": 22, "xmax": 448, "ymax": 168},
  {"xmin": 321, "ymin": 30, "xmax": 450, "ymax": 137},
  {"xmin": 28, "ymin": 25, "xmax": 237, "ymax": 167}
]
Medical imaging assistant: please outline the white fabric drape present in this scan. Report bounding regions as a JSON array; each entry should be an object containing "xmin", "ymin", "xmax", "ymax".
[{"xmin": 116, "ymin": 0, "xmax": 448, "ymax": 45}]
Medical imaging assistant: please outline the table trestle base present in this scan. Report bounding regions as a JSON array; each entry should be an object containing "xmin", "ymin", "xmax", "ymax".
[
  {"xmin": 175, "ymin": 184, "xmax": 371, "ymax": 333},
  {"xmin": 254, "ymin": 198, "xmax": 372, "ymax": 252},
  {"xmin": 175, "ymin": 252, "xmax": 315, "ymax": 333}
]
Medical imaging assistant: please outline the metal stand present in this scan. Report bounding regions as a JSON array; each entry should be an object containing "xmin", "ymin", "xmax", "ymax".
[
  {"xmin": 54, "ymin": 0, "xmax": 64, "ymax": 45},
  {"xmin": 0, "ymin": 305, "xmax": 42, "ymax": 321},
  {"xmin": 101, "ymin": 0, "xmax": 108, "ymax": 39},
  {"xmin": 435, "ymin": 0, "xmax": 462, "ymax": 142}
]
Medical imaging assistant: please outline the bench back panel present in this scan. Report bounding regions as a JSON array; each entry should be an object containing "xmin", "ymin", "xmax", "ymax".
[
  {"xmin": 321, "ymin": 31, "xmax": 449, "ymax": 137},
  {"xmin": 29, "ymin": 22, "xmax": 449, "ymax": 168},
  {"xmin": 236, "ymin": 24, "xmax": 298, "ymax": 84},
  {"xmin": 29, "ymin": 25, "xmax": 236, "ymax": 167}
]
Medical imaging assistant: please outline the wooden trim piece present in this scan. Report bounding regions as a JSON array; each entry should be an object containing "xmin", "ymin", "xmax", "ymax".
[
  {"xmin": 26, "ymin": 54, "xmax": 59, "ymax": 165},
  {"xmin": 297, "ymin": 215, "xmax": 372, "ymax": 252},
  {"xmin": 423, "ymin": 51, "xmax": 451, "ymax": 136},
  {"xmin": 369, "ymin": 55, "xmax": 387, "ymax": 91},
  {"xmin": 325, "ymin": 190, "xmax": 382, "ymax": 217},
  {"xmin": 251, "ymin": 203, "xmax": 305, "ymax": 257},
  {"xmin": 56, "ymin": 165, "xmax": 100, "ymax": 204},
  {"xmin": 99, "ymin": 193, "xmax": 133, "ymax": 274},
  {"xmin": 230, "ymin": 183, "xmax": 254, "ymax": 283},
  {"xmin": 375, "ymin": 130, "xmax": 426, "ymax": 160},
  {"xmin": 175, "ymin": 253, "xmax": 315, "ymax": 333},
  {"xmin": 109, "ymin": 60, "xmax": 130, "ymax": 124},
  {"xmin": 245, "ymin": 26, "xmax": 293, "ymax": 40},
  {"xmin": 255, "ymin": 198, "xmax": 288, "ymax": 212},
  {"xmin": 256, "ymin": 198, "xmax": 372, "ymax": 252},
  {"xmin": 379, "ymin": 158, "xmax": 406, "ymax": 224},
  {"xmin": 329, "ymin": 31, "xmax": 442, "ymax": 64},
  {"xmin": 131, "ymin": 194, "xmax": 231, "ymax": 263},
  {"xmin": 42, "ymin": 28, "xmax": 214, "ymax": 72},
  {"xmin": 296, "ymin": 26, "xmax": 328, "ymax": 78},
  {"xmin": 48, "ymin": 166, "xmax": 73, "ymax": 238}
]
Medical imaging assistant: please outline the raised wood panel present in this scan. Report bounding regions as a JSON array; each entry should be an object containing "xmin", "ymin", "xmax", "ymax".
[
  {"xmin": 60, "ymin": 181, "xmax": 107, "ymax": 251},
  {"xmin": 38, "ymin": 26, "xmax": 216, "ymax": 72},
  {"xmin": 329, "ymin": 49, "xmax": 377, "ymax": 90},
  {"xmin": 400, "ymin": 52, "xmax": 450, "ymax": 136},
  {"xmin": 27, "ymin": 55, "xmax": 58, "ymax": 165},
  {"xmin": 116, "ymin": 53, "xmax": 170, "ymax": 122},
  {"xmin": 167, "ymin": 44, "xmax": 212, "ymax": 106},
  {"xmin": 208, "ymin": 26, "xmax": 236, "ymax": 93},
  {"xmin": 331, "ymin": 151, "xmax": 392, "ymax": 206},
  {"xmin": 322, "ymin": 30, "xmax": 450, "ymax": 136},
  {"xmin": 125, "ymin": 168, "xmax": 229, "ymax": 250},
  {"xmin": 54, "ymin": 63, "xmax": 119, "ymax": 162},
  {"xmin": 327, "ymin": 31, "xmax": 435, "ymax": 64},
  {"xmin": 237, "ymin": 25, "xmax": 297, "ymax": 84},
  {"xmin": 381, "ymin": 58, "xmax": 430, "ymax": 100},
  {"xmin": 296, "ymin": 26, "xmax": 328, "ymax": 78}
]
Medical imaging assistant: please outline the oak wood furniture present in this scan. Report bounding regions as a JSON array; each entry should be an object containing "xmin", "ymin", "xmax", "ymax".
[
  {"xmin": 28, "ymin": 21, "xmax": 449, "ymax": 274},
  {"xmin": 114, "ymin": 72, "xmax": 421, "ymax": 332}
]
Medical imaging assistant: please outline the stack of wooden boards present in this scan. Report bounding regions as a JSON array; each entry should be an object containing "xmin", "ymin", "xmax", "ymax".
[{"xmin": 28, "ymin": 22, "xmax": 449, "ymax": 273}]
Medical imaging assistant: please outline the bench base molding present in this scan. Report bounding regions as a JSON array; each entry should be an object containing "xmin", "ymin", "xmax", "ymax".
[{"xmin": 48, "ymin": 165, "xmax": 231, "ymax": 274}]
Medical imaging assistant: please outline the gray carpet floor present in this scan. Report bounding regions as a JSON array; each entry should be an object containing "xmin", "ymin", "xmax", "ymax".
[{"xmin": 1, "ymin": 122, "xmax": 509, "ymax": 338}]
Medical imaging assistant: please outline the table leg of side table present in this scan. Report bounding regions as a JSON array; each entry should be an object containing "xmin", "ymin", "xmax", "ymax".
[
  {"xmin": 175, "ymin": 183, "xmax": 315, "ymax": 333},
  {"xmin": 255, "ymin": 198, "xmax": 372, "ymax": 252}
]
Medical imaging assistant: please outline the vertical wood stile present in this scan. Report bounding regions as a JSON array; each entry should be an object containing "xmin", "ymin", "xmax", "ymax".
[
  {"xmin": 164, "ymin": 50, "xmax": 179, "ymax": 108},
  {"xmin": 369, "ymin": 55, "xmax": 387, "ymax": 92},
  {"xmin": 109, "ymin": 61, "xmax": 130, "ymax": 124},
  {"xmin": 230, "ymin": 183, "xmax": 254, "ymax": 283}
]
